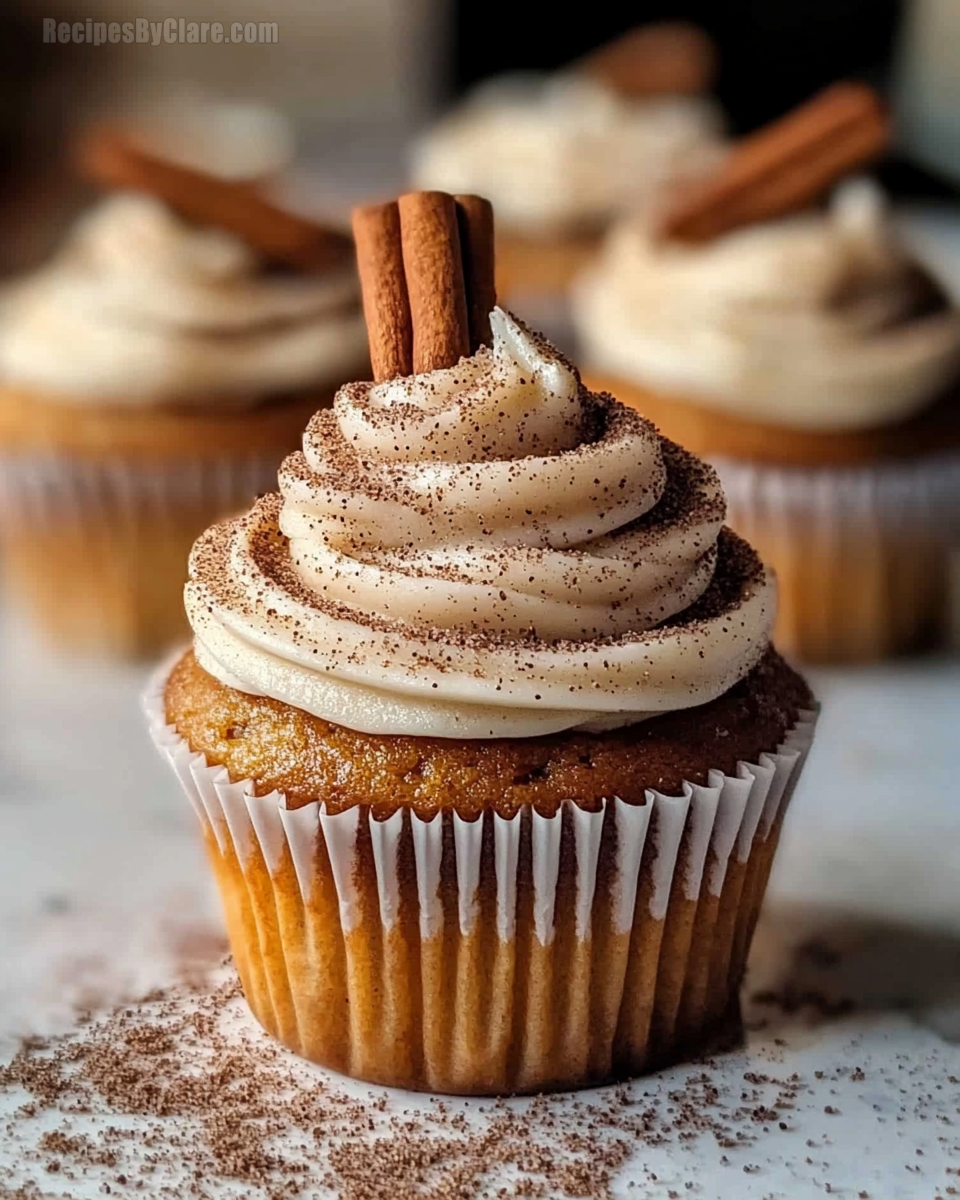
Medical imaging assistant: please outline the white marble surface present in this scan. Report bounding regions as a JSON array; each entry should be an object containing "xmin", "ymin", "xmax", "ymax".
[{"xmin": 1, "ymin": 605, "xmax": 959, "ymax": 1195}]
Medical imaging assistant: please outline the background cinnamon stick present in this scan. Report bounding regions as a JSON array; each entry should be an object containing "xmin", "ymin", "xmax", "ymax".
[
  {"xmin": 454, "ymin": 194, "xmax": 496, "ymax": 352},
  {"xmin": 78, "ymin": 126, "xmax": 352, "ymax": 272},
  {"xmin": 578, "ymin": 22, "xmax": 718, "ymax": 99},
  {"xmin": 659, "ymin": 81, "xmax": 890, "ymax": 244},
  {"xmin": 398, "ymin": 191, "xmax": 472, "ymax": 375},
  {"xmin": 352, "ymin": 201, "xmax": 413, "ymax": 381}
]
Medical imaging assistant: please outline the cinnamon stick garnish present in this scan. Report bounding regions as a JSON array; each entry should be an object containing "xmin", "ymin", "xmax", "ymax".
[
  {"xmin": 352, "ymin": 190, "xmax": 496, "ymax": 381},
  {"xmin": 351, "ymin": 202, "xmax": 413, "ymax": 380},
  {"xmin": 77, "ymin": 125, "xmax": 352, "ymax": 272},
  {"xmin": 579, "ymin": 22, "xmax": 717, "ymax": 99},
  {"xmin": 397, "ymin": 191, "xmax": 472, "ymax": 375},
  {"xmin": 658, "ymin": 82, "xmax": 890, "ymax": 244},
  {"xmin": 455, "ymin": 195, "xmax": 496, "ymax": 353}
]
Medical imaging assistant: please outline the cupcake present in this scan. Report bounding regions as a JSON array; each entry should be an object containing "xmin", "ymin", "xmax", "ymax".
[
  {"xmin": 0, "ymin": 130, "xmax": 368, "ymax": 658},
  {"xmin": 411, "ymin": 23, "xmax": 724, "ymax": 311},
  {"xmin": 574, "ymin": 83, "xmax": 960, "ymax": 663},
  {"xmin": 146, "ymin": 189, "xmax": 817, "ymax": 1095}
]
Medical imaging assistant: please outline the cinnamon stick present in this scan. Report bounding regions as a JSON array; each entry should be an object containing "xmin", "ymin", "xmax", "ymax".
[
  {"xmin": 579, "ymin": 22, "xmax": 718, "ymax": 98},
  {"xmin": 658, "ymin": 82, "xmax": 890, "ymax": 244},
  {"xmin": 77, "ymin": 125, "xmax": 352, "ymax": 271},
  {"xmin": 454, "ymin": 194, "xmax": 496, "ymax": 352},
  {"xmin": 397, "ymin": 191, "xmax": 471, "ymax": 374},
  {"xmin": 351, "ymin": 201, "xmax": 413, "ymax": 381},
  {"xmin": 352, "ymin": 189, "xmax": 496, "ymax": 380}
]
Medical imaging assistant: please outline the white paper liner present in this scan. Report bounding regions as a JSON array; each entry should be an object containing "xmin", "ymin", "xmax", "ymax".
[
  {"xmin": 0, "ymin": 451, "xmax": 284, "ymax": 527},
  {"xmin": 715, "ymin": 449, "xmax": 960, "ymax": 543},
  {"xmin": 144, "ymin": 664, "xmax": 817, "ymax": 948},
  {"xmin": 715, "ymin": 450, "xmax": 960, "ymax": 660}
]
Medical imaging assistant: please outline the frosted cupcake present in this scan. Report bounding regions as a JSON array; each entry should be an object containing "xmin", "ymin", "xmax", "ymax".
[
  {"xmin": 575, "ymin": 84, "xmax": 960, "ymax": 662},
  {"xmin": 147, "ymin": 190, "xmax": 816, "ymax": 1094},
  {"xmin": 411, "ymin": 24, "xmax": 724, "ymax": 307},
  {"xmin": 0, "ymin": 148, "xmax": 368, "ymax": 656}
]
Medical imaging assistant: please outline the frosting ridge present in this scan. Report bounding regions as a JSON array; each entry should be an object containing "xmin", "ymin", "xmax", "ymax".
[
  {"xmin": 0, "ymin": 193, "xmax": 368, "ymax": 406},
  {"xmin": 187, "ymin": 310, "xmax": 774, "ymax": 737},
  {"xmin": 574, "ymin": 180, "xmax": 960, "ymax": 431},
  {"xmin": 412, "ymin": 75, "xmax": 725, "ymax": 235}
]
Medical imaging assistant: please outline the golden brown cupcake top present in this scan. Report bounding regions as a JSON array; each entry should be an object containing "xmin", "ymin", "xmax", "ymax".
[{"xmin": 165, "ymin": 644, "xmax": 811, "ymax": 818}]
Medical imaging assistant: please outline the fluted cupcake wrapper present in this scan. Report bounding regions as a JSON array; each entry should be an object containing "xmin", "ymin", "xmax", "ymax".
[
  {"xmin": 145, "ymin": 667, "xmax": 817, "ymax": 1094},
  {"xmin": 717, "ymin": 451, "xmax": 960, "ymax": 663},
  {"xmin": 0, "ymin": 452, "xmax": 283, "ymax": 657},
  {"xmin": 0, "ymin": 451, "xmax": 284, "ymax": 525}
]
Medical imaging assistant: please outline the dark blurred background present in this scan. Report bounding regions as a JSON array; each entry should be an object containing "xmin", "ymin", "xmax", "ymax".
[
  {"xmin": 0, "ymin": 0, "xmax": 957, "ymax": 274},
  {"xmin": 453, "ymin": 0, "xmax": 958, "ymax": 201},
  {"xmin": 453, "ymin": 0, "xmax": 901, "ymax": 131}
]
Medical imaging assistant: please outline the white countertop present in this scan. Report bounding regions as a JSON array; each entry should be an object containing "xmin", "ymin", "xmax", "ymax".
[{"xmin": 1, "ymin": 609, "xmax": 959, "ymax": 1196}]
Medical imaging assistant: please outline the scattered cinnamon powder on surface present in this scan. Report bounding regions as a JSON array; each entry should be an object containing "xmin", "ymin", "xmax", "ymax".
[
  {"xmin": 3, "ymin": 961, "xmax": 958, "ymax": 1198},
  {"xmin": 0, "ymin": 1186, "xmax": 72, "ymax": 1200},
  {"xmin": 0, "ymin": 966, "xmax": 817, "ymax": 1199}
]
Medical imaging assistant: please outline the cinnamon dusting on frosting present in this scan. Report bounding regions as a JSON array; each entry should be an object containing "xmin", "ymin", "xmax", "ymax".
[
  {"xmin": 192, "ymin": 508, "xmax": 757, "ymax": 656},
  {"xmin": 185, "ymin": 309, "xmax": 775, "ymax": 738}
]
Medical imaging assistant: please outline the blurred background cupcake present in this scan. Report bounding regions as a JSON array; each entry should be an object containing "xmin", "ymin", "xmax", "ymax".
[
  {"xmin": 411, "ymin": 22, "xmax": 726, "ymax": 335},
  {"xmin": 574, "ymin": 84, "xmax": 960, "ymax": 663},
  {"xmin": 0, "ymin": 100, "xmax": 368, "ymax": 658}
]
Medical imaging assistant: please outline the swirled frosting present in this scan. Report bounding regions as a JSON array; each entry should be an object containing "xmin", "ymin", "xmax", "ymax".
[
  {"xmin": 186, "ymin": 309, "xmax": 775, "ymax": 738},
  {"xmin": 574, "ymin": 180, "xmax": 960, "ymax": 431},
  {"xmin": 0, "ymin": 193, "xmax": 369, "ymax": 407},
  {"xmin": 412, "ymin": 75, "xmax": 725, "ymax": 236}
]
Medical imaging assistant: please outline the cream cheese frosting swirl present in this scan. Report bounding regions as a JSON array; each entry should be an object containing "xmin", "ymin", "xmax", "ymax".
[
  {"xmin": 186, "ymin": 309, "xmax": 774, "ymax": 738},
  {"xmin": 412, "ymin": 75, "xmax": 725, "ymax": 236},
  {"xmin": 574, "ymin": 180, "xmax": 960, "ymax": 431},
  {"xmin": 0, "ymin": 193, "xmax": 369, "ymax": 407}
]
